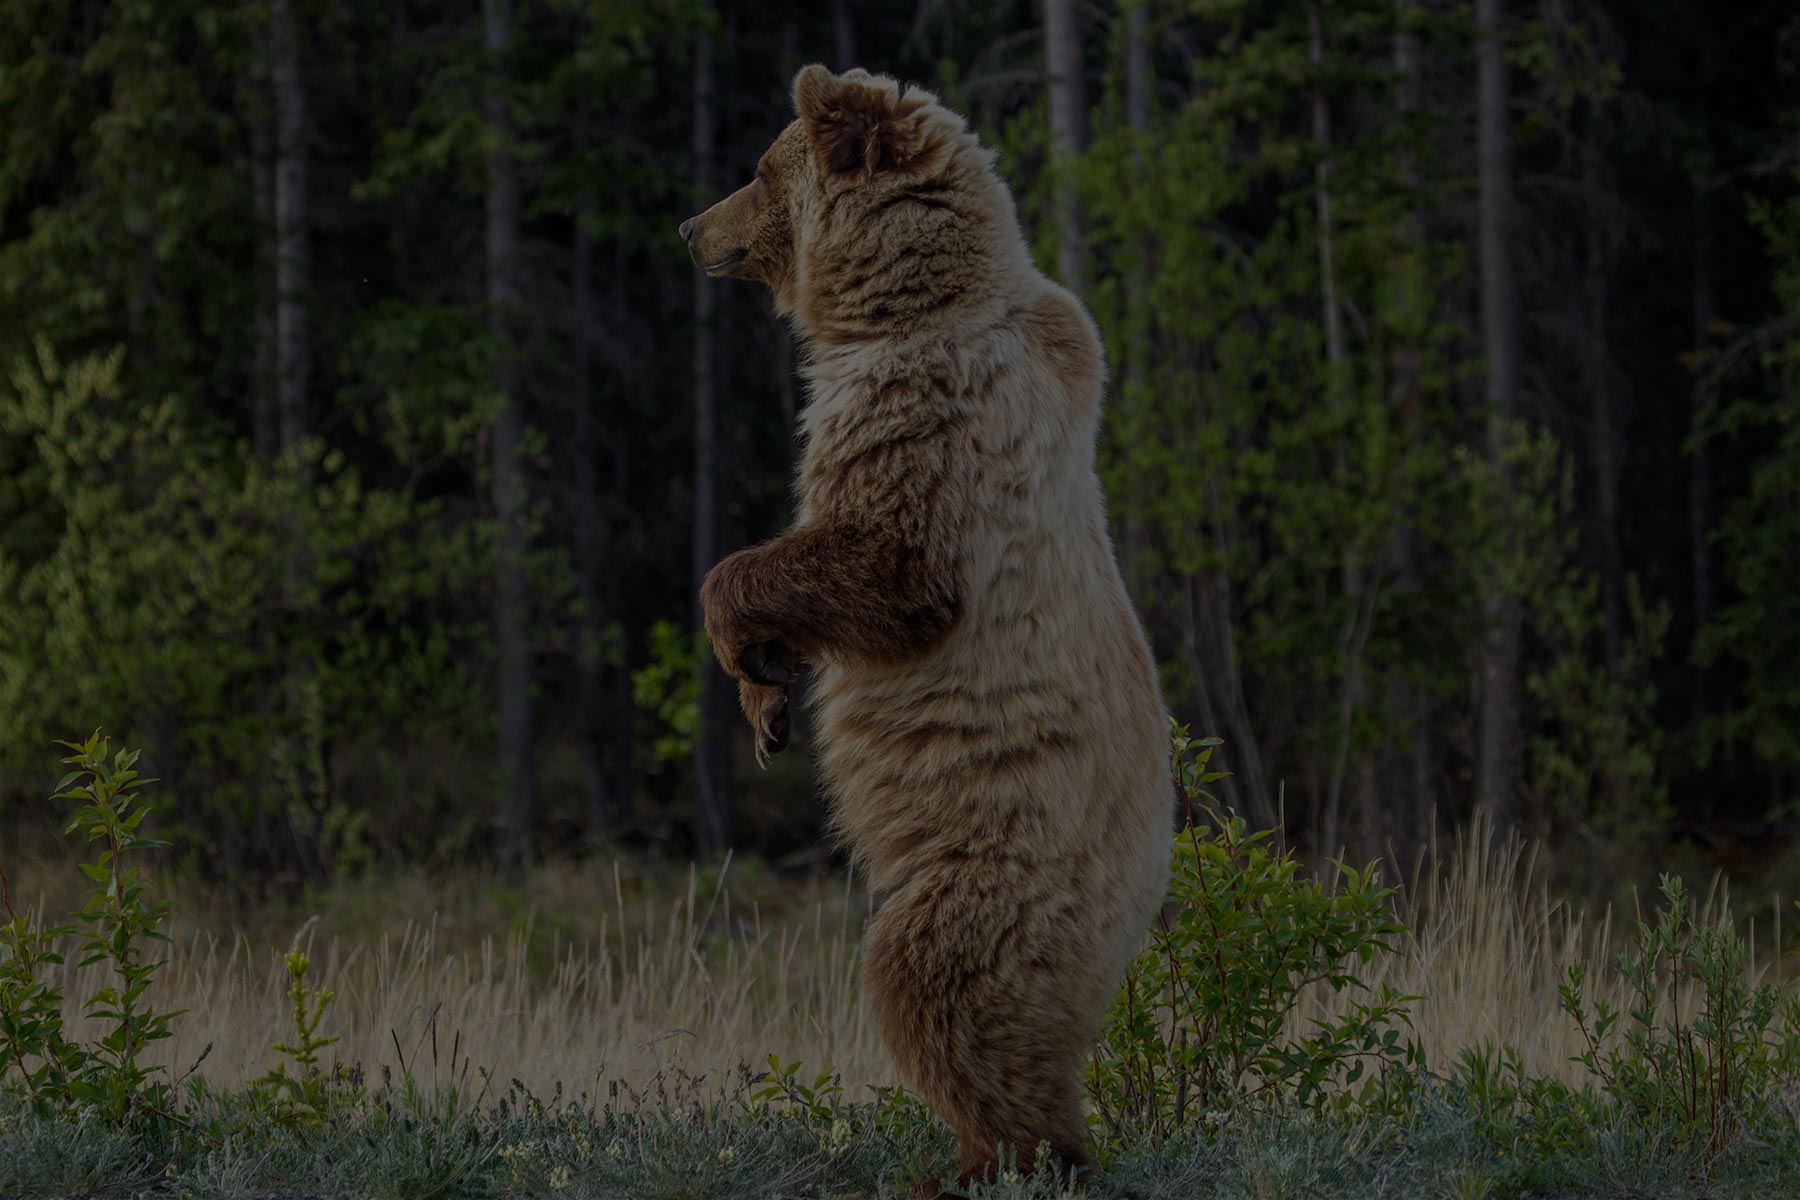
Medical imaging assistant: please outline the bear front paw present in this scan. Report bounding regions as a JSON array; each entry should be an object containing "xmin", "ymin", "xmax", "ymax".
[
  {"xmin": 738, "ymin": 679, "xmax": 790, "ymax": 769},
  {"xmin": 739, "ymin": 640, "xmax": 800, "ymax": 686}
]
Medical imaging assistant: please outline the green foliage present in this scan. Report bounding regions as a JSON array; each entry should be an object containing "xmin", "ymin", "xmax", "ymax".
[
  {"xmin": 1452, "ymin": 1041, "xmax": 1608, "ymax": 1165},
  {"xmin": 0, "ymin": 344, "xmax": 485, "ymax": 873},
  {"xmin": 1466, "ymin": 429, "xmax": 1675, "ymax": 844},
  {"xmin": 1041, "ymin": 0, "xmax": 1501, "ymax": 841},
  {"xmin": 1087, "ymin": 725, "xmax": 1418, "ymax": 1151},
  {"xmin": 0, "ymin": 733, "xmax": 179, "ymax": 1123},
  {"xmin": 753, "ymin": 1053, "xmax": 935, "ymax": 1174},
  {"xmin": 1451, "ymin": 878, "xmax": 1800, "ymax": 1181},
  {"xmin": 0, "ymin": 866, "xmax": 78, "ymax": 1114},
  {"xmin": 1700, "ymin": 172, "xmax": 1800, "ymax": 785},
  {"xmin": 630, "ymin": 619, "xmax": 704, "ymax": 767},
  {"xmin": 252, "ymin": 950, "xmax": 361, "ymax": 1125},
  {"xmin": 1558, "ymin": 874, "xmax": 1800, "ymax": 1162},
  {"xmin": 5, "ymin": 726, "xmax": 1800, "ymax": 1196},
  {"xmin": 54, "ymin": 733, "xmax": 183, "ymax": 1122}
]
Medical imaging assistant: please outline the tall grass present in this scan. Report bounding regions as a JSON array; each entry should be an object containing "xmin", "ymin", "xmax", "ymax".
[{"xmin": 10, "ymin": 829, "xmax": 1789, "ymax": 1100}]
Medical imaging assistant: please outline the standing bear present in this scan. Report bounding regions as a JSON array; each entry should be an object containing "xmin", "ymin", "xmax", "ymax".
[{"xmin": 682, "ymin": 64, "xmax": 1172, "ymax": 1189}]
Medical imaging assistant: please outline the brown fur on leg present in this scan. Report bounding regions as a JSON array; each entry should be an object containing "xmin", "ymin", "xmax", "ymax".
[{"xmin": 863, "ymin": 862, "xmax": 1101, "ymax": 1196}]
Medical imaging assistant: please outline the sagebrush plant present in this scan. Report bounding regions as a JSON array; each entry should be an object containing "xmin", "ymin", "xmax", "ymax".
[
  {"xmin": 1087, "ymin": 724, "xmax": 1419, "ymax": 1150},
  {"xmin": 1558, "ymin": 874, "xmax": 1800, "ymax": 1162}
]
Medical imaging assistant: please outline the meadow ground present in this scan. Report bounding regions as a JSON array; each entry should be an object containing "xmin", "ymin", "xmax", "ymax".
[{"xmin": 3, "ymin": 828, "xmax": 1799, "ymax": 1198}]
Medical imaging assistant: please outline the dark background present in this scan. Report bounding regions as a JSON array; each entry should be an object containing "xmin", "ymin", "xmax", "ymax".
[{"xmin": 1, "ymin": 0, "xmax": 1796, "ymax": 895}]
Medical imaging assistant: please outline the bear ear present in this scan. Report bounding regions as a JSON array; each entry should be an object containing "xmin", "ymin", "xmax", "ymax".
[{"xmin": 792, "ymin": 63, "xmax": 923, "ymax": 179}]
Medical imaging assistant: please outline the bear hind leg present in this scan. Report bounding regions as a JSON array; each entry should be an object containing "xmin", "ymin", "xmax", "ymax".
[{"xmin": 862, "ymin": 871, "xmax": 1098, "ymax": 1195}]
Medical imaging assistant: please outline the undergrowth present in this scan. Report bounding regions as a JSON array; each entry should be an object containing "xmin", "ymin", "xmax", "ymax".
[{"xmin": 3, "ymin": 728, "xmax": 1798, "ymax": 1198}]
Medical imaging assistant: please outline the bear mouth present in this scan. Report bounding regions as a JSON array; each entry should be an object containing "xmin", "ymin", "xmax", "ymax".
[{"xmin": 701, "ymin": 249, "xmax": 746, "ymax": 274}]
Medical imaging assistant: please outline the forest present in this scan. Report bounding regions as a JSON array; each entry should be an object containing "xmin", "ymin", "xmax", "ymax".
[{"xmin": 1, "ymin": 0, "xmax": 1797, "ymax": 892}]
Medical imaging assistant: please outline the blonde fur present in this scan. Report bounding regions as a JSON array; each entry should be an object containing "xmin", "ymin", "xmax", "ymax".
[{"xmin": 685, "ymin": 65, "xmax": 1171, "ymax": 1191}]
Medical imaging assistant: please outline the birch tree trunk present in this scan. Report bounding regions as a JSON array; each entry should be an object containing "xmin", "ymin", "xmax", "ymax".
[
  {"xmin": 1044, "ymin": 0, "xmax": 1087, "ymax": 293},
  {"xmin": 485, "ymin": 0, "xmax": 535, "ymax": 865},
  {"xmin": 1476, "ymin": 0, "xmax": 1522, "ymax": 835},
  {"xmin": 691, "ymin": 31, "xmax": 734, "ymax": 855}
]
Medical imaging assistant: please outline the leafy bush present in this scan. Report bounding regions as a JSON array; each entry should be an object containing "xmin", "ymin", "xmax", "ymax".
[
  {"xmin": 629, "ymin": 618, "xmax": 705, "ymax": 768},
  {"xmin": 1, "ymin": 732, "xmax": 181, "ymax": 1121},
  {"xmin": 1087, "ymin": 725, "xmax": 1418, "ymax": 1150},
  {"xmin": 250, "ymin": 950, "xmax": 366, "ymax": 1124},
  {"xmin": 0, "ymin": 344, "xmax": 486, "ymax": 877},
  {"xmin": 1559, "ymin": 874, "xmax": 1800, "ymax": 1161}
]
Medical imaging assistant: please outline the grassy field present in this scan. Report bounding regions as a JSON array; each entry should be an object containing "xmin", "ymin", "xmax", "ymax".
[
  {"xmin": 4, "ymin": 825, "xmax": 1799, "ymax": 1198},
  {"xmin": 8, "ymin": 825, "xmax": 1793, "ymax": 1096}
]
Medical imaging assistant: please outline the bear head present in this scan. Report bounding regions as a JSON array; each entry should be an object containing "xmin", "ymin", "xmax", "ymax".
[{"xmin": 679, "ymin": 65, "xmax": 1003, "ymax": 333}]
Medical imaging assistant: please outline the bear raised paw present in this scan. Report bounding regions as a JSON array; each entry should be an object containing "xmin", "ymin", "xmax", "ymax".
[{"xmin": 683, "ymin": 64, "xmax": 1173, "ymax": 1194}]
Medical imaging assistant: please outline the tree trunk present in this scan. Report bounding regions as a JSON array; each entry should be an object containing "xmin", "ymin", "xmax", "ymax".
[
  {"xmin": 1119, "ymin": 0, "xmax": 1152, "ymax": 579},
  {"xmin": 485, "ymin": 0, "xmax": 534, "ymax": 866},
  {"xmin": 571, "ymin": 115, "xmax": 612, "ymax": 842},
  {"xmin": 1689, "ymin": 184, "xmax": 1717, "ymax": 727},
  {"xmin": 271, "ymin": 0, "xmax": 308, "ymax": 457},
  {"xmin": 691, "ymin": 32, "xmax": 734, "ymax": 855},
  {"xmin": 1390, "ymin": 0, "xmax": 1433, "ymax": 859},
  {"xmin": 271, "ymin": 0, "xmax": 323, "ymax": 879},
  {"xmin": 1584, "ymin": 138, "xmax": 1624, "ymax": 681},
  {"xmin": 1044, "ymin": 0, "xmax": 1086, "ymax": 293},
  {"xmin": 1476, "ymin": 0, "xmax": 1522, "ymax": 835},
  {"xmin": 1186, "ymin": 568, "xmax": 1277, "ymax": 832},
  {"xmin": 247, "ymin": 53, "xmax": 277, "ymax": 463},
  {"xmin": 1309, "ymin": 4, "xmax": 1346, "ymax": 376},
  {"xmin": 831, "ymin": 0, "xmax": 855, "ymax": 70},
  {"xmin": 1308, "ymin": 3, "xmax": 1375, "ymax": 855},
  {"xmin": 608, "ymin": 235, "xmax": 636, "ymax": 829}
]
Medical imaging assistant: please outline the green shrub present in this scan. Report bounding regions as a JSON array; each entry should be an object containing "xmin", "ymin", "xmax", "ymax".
[
  {"xmin": 0, "ymin": 732, "xmax": 181, "ymax": 1122},
  {"xmin": 250, "ymin": 949, "xmax": 364, "ymax": 1124},
  {"xmin": 630, "ymin": 618, "xmax": 704, "ymax": 768},
  {"xmin": 0, "ymin": 344, "xmax": 486, "ymax": 878},
  {"xmin": 1087, "ymin": 725, "xmax": 1419, "ymax": 1151},
  {"xmin": 1559, "ymin": 874, "xmax": 1800, "ymax": 1162}
]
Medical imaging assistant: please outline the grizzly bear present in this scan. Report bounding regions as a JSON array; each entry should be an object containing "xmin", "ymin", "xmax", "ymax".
[{"xmin": 682, "ymin": 65, "xmax": 1172, "ymax": 1190}]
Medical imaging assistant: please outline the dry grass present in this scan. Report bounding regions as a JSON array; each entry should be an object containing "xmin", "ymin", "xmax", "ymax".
[
  {"xmin": 1299, "ymin": 824, "xmax": 1792, "ymax": 1086},
  {"xmin": 8, "ymin": 829, "xmax": 1790, "ymax": 1099}
]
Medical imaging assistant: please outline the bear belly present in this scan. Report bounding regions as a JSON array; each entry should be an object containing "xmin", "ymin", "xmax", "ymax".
[{"xmin": 810, "ymin": 602, "xmax": 1169, "ymax": 911}]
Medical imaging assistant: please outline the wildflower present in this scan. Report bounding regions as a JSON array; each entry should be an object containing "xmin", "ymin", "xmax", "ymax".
[
  {"xmin": 549, "ymin": 1166, "xmax": 571, "ymax": 1191},
  {"xmin": 718, "ymin": 1145, "xmax": 737, "ymax": 1165}
]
